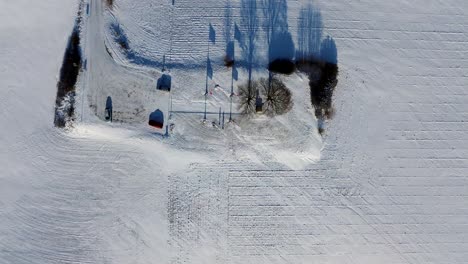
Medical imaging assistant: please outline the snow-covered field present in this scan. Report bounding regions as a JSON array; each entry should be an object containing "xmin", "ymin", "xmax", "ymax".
[{"xmin": 1, "ymin": 0, "xmax": 468, "ymax": 263}]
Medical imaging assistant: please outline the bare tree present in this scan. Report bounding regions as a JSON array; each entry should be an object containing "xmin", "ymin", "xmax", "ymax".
[
  {"xmin": 238, "ymin": 80, "xmax": 258, "ymax": 115},
  {"xmin": 260, "ymin": 77, "xmax": 292, "ymax": 116}
]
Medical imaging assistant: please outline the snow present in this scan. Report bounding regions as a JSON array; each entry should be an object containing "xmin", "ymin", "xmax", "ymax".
[{"xmin": 1, "ymin": 0, "xmax": 468, "ymax": 263}]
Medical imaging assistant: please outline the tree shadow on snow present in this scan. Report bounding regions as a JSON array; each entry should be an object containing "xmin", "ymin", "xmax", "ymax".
[
  {"xmin": 224, "ymin": 2, "xmax": 235, "ymax": 66},
  {"xmin": 320, "ymin": 36, "xmax": 338, "ymax": 64},
  {"xmin": 238, "ymin": 0, "xmax": 259, "ymax": 88},
  {"xmin": 260, "ymin": 0, "xmax": 295, "ymax": 75},
  {"xmin": 296, "ymin": 3, "xmax": 323, "ymax": 62},
  {"xmin": 110, "ymin": 20, "xmax": 196, "ymax": 70},
  {"xmin": 295, "ymin": 3, "xmax": 339, "ymax": 134},
  {"xmin": 295, "ymin": 3, "xmax": 338, "ymax": 65},
  {"xmin": 261, "ymin": 0, "xmax": 294, "ymax": 63}
]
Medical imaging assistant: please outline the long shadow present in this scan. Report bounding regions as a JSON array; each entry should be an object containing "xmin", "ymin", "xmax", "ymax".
[
  {"xmin": 296, "ymin": 3, "xmax": 323, "ymax": 61},
  {"xmin": 261, "ymin": 0, "xmax": 294, "ymax": 63},
  {"xmin": 110, "ymin": 22, "xmax": 129, "ymax": 50},
  {"xmin": 207, "ymin": 23, "xmax": 215, "ymax": 80},
  {"xmin": 224, "ymin": 1, "xmax": 235, "ymax": 65},
  {"xmin": 320, "ymin": 36, "xmax": 338, "ymax": 64},
  {"xmin": 239, "ymin": 0, "xmax": 259, "ymax": 88},
  {"xmin": 209, "ymin": 23, "xmax": 216, "ymax": 44},
  {"xmin": 206, "ymin": 57, "xmax": 213, "ymax": 80},
  {"xmin": 110, "ymin": 20, "xmax": 202, "ymax": 70},
  {"xmin": 109, "ymin": 18, "xmax": 266, "ymax": 72}
]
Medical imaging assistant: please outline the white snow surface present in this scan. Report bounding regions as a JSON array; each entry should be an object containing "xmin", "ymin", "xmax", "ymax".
[{"xmin": 1, "ymin": 0, "xmax": 468, "ymax": 263}]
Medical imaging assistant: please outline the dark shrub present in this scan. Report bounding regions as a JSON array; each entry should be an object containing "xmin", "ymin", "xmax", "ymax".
[
  {"xmin": 268, "ymin": 59, "xmax": 296, "ymax": 75},
  {"xmin": 319, "ymin": 63, "xmax": 338, "ymax": 107},
  {"xmin": 54, "ymin": 25, "xmax": 82, "ymax": 127},
  {"xmin": 310, "ymin": 62, "xmax": 338, "ymax": 112},
  {"xmin": 296, "ymin": 58, "xmax": 338, "ymax": 125},
  {"xmin": 111, "ymin": 23, "xmax": 129, "ymax": 51},
  {"xmin": 57, "ymin": 29, "xmax": 81, "ymax": 99}
]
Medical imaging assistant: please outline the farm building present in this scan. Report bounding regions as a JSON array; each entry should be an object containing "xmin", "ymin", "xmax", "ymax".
[
  {"xmin": 157, "ymin": 74, "xmax": 171, "ymax": 91},
  {"xmin": 149, "ymin": 109, "xmax": 164, "ymax": 129}
]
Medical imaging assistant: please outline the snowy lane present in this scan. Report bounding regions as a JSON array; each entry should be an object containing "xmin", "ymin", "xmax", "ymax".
[{"xmin": 82, "ymin": 0, "xmax": 169, "ymax": 126}]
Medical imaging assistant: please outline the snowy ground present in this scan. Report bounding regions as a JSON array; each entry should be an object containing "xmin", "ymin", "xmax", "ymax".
[{"xmin": 1, "ymin": 0, "xmax": 468, "ymax": 263}]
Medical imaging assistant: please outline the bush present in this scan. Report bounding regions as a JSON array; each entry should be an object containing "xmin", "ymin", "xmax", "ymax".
[
  {"xmin": 260, "ymin": 77, "xmax": 293, "ymax": 116},
  {"xmin": 268, "ymin": 59, "xmax": 296, "ymax": 75}
]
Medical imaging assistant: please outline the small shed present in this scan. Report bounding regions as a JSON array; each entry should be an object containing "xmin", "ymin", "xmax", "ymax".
[
  {"xmin": 149, "ymin": 109, "xmax": 164, "ymax": 129},
  {"xmin": 157, "ymin": 74, "xmax": 172, "ymax": 91}
]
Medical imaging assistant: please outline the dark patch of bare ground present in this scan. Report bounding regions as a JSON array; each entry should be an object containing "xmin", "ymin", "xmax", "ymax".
[
  {"xmin": 296, "ymin": 58, "xmax": 338, "ymax": 135},
  {"xmin": 54, "ymin": 16, "xmax": 82, "ymax": 127}
]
